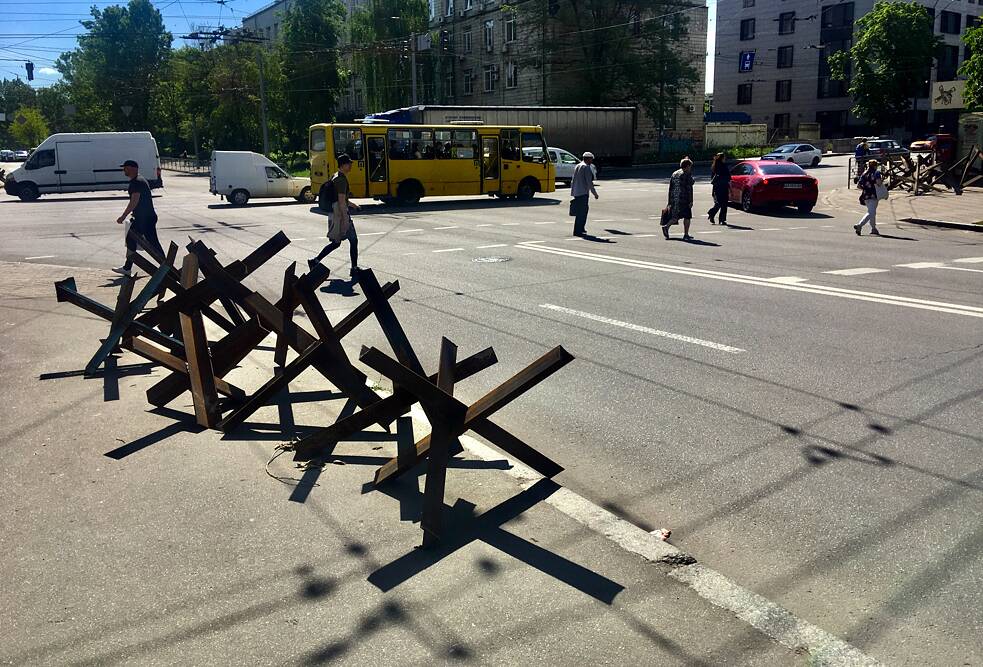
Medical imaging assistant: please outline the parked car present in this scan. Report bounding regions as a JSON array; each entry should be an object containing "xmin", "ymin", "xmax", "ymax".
[
  {"xmin": 866, "ymin": 139, "xmax": 909, "ymax": 159},
  {"xmin": 0, "ymin": 149, "xmax": 14, "ymax": 161},
  {"xmin": 523, "ymin": 146, "xmax": 593, "ymax": 184},
  {"xmin": 3, "ymin": 132, "xmax": 161, "ymax": 201},
  {"xmin": 909, "ymin": 133, "xmax": 957, "ymax": 162},
  {"xmin": 760, "ymin": 143, "xmax": 822, "ymax": 167},
  {"xmin": 13, "ymin": 149, "xmax": 29, "ymax": 161},
  {"xmin": 209, "ymin": 150, "xmax": 314, "ymax": 206},
  {"xmin": 728, "ymin": 160, "xmax": 818, "ymax": 213}
]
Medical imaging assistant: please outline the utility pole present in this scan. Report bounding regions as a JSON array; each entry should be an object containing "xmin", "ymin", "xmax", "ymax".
[
  {"xmin": 411, "ymin": 33, "xmax": 418, "ymax": 106},
  {"xmin": 257, "ymin": 49, "xmax": 270, "ymax": 156}
]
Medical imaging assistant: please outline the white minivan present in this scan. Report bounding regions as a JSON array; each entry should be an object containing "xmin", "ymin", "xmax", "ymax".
[
  {"xmin": 209, "ymin": 151, "xmax": 315, "ymax": 206},
  {"xmin": 3, "ymin": 132, "xmax": 161, "ymax": 201}
]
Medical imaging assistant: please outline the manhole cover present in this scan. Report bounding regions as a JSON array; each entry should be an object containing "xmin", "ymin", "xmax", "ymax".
[{"xmin": 472, "ymin": 256, "xmax": 512, "ymax": 263}]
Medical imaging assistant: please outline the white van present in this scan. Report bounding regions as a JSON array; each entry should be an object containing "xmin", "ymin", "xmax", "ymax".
[
  {"xmin": 3, "ymin": 132, "xmax": 161, "ymax": 201},
  {"xmin": 209, "ymin": 151, "xmax": 315, "ymax": 206}
]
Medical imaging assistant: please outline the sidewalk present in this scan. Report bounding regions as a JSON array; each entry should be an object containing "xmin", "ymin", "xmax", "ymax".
[
  {"xmin": 0, "ymin": 261, "xmax": 870, "ymax": 665},
  {"xmin": 830, "ymin": 184, "xmax": 983, "ymax": 230}
]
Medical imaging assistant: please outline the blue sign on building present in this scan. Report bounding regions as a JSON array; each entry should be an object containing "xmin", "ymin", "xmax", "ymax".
[{"xmin": 739, "ymin": 51, "xmax": 755, "ymax": 72}]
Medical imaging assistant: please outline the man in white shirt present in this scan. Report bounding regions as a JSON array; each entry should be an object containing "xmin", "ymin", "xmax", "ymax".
[{"xmin": 570, "ymin": 151, "xmax": 599, "ymax": 236}]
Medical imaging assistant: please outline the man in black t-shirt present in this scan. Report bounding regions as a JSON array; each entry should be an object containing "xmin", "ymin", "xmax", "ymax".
[
  {"xmin": 114, "ymin": 159, "xmax": 165, "ymax": 276},
  {"xmin": 308, "ymin": 153, "xmax": 362, "ymax": 278}
]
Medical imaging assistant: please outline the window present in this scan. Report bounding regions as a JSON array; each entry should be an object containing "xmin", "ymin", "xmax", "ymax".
[
  {"xmin": 743, "ymin": 0, "xmax": 754, "ymax": 7},
  {"xmin": 265, "ymin": 166, "xmax": 286, "ymax": 179},
  {"xmin": 501, "ymin": 129, "xmax": 521, "ymax": 161},
  {"xmin": 465, "ymin": 0, "xmax": 473, "ymax": 7},
  {"xmin": 968, "ymin": 15, "xmax": 980, "ymax": 28},
  {"xmin": 776, "ymin": 79, "xmax": 792, "ymax": 102},
  {"xmin": 740, "ymin": 18, "xmax": 755, "ymax": 40},
  {"xmin": 777, "ymin": 45, "xmax": 794, "ymax": 68},
  {"xmin": 505, "ymin": 61, "xmax": 518, "ymax": 88},
  {"xmin": 387, "ymin": 128, "xmax": 435, "ymax": 160},
  {"xmin": 779, "ymin": 11, "xmax": 795, "ymax": 34},
  {"xmin": 940, "ymin": 10, "xmax": 961, "ymax": 33},
  {"xmin": 483, "ymin": 64, "xmax": 496, "ymax": 92},
  {"xmin": 774, "ymin": 113, "xmax": 791, "ymax": 129},
  {"xmin": 463, "ymin": 27, "xmax": 472, "ymax": 53},
  {"xmin": 521, "ymin": 132, "xmax": 547, "ymax": 163},
  {"xmin": 938, "ymin": 44, "xmax": 960, "ymax": 80},
  {"xmin": 333, "ymin": 128, "xmax": 362, "ymax": 161},
  {"xmin": 445, "ymin": 73, "xmax": 455, "ymax": 98},
  {"xmin": 821, "ymin": 2, "xmax": 854, "ymax": 29},
  {"xmin": 310, "ymin": 129, "xmax": 326, "ymax": 153},
  {"xmin": 445, "ymin": 0, "xmax": 453, "ymax": 16},
  {"xmin": 25, "ymin": 149, "xmax": 55, "ymax": 170},
  {"xmin": 737, "ymin": 83, "xmax": 753, "ymax": 105},
  {"xmin": 434, "ymin": 129, "xmax": 478, "ymax": 159},
  {"xmin": 504, "ymin": 13, "xmax": 516, "ymax": 42},
  {"xmin": 463, "ymin": 69, "xmax": 473, "ymax": 95},
  {"xmin": 484, "ymin": 20, "xmax": 494, "ymax": 51}
]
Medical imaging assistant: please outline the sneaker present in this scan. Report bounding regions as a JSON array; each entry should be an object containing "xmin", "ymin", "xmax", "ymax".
[
  {"xmin": 683, "ymin": 234, "xmax": 694, "ymax": 241},
  {"xmin": 853, "ymin": 224, "xmax": 862, "ymax": 236},
  {"xmin": 111, "ymin": 266, "xmax": 131, "ymax": 276},
  {"xmin": 870, "ymin": 228, "xmax": 880, "ymax": 236},
  {"xmin": 661, "ymin": 225, "xmax": 670, "ymax": 240}
]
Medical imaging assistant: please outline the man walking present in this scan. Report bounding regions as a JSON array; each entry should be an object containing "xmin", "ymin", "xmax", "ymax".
[
  {"xmin": 309, "ymin": 154, "xmax": 361, "ymax": 278},
  {"xmin": 114, "ymin": 159, "xmax": 164, "ymax": 276},
  {"xmin": 570, "ymin": 151, "xmax": 598, "ymax": 236}
]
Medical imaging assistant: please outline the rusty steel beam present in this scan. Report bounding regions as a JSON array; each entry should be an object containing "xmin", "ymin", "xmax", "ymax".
[
  {"xmin": 123, "ymin": 336, "xmax": 244, "ymax": 400},
  {"xmin": 273, "ymin": 262, "xmax": 296, "ymax": 368},
  {"xmin": 178, "ymin": 254, "xmax": 221, "ymax": 428}
]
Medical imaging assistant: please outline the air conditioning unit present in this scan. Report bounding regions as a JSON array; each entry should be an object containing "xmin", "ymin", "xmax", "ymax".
[
  {"xmin": 687, "ymin": 104, "xmax": 696, "ymax": 112},
  {"xmin": 458, "ymin": 8, "xmax": 469, "ymax": 17}
]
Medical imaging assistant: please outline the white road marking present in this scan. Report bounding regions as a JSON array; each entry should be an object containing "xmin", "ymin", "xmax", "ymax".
[
  {"xmin": 402, "ymin": 252, "xmax": 417, "ymax": 256},
  {"xmin": 476, "ymin": 223, "xmax": 494, "ymax": 227},
  {"xmin": 563, "ymin": 237, "xmax": 581, "ymax": 241},
  {"xmin": 895, "ymin": 262, "xmax": 944, "ymax": 269},
  {"xmin": 594, "ymin": 219, "xmax": 616, "ymax": 222},
  {"xmin": 24, "ymin": 255, "xmax": 56, "ymax": 260},
  {"xmin": 518, "ymin": 240, "xmax": 547, "ymax": 245},
  {"xmin": 540, "ymin": 303, "xmax": 746, "ymax": 353},
  {"xmin": 636, "ymin": 233, "xmax": 658, "ymax": 238},
  {"xmin": 433, "ymin": 247, "xmax": 464, "ymax": 253},
  {"xmin": 621, "ymin": 218, "xmax": 641, "ymax": 221},
  {"xmin": 534, "ymin": 221, "xmax": 557, "ymax": 225},
  {"xmin": 476, "ymin": 243, "xmax": 507, "ymax": 249},
  {"xmin": 700, "ymin": 231, "xmax": 722, "ymax": 234},
  {"xmin": 820, "ymin": 225, "xmax": 835, "ymax": 228},
  {"xmin": 939, "ymin": 265, "xmax": 983, "ymax": 274},
  {"xmin": 501, "ymin": 222, "xmax": 521, "ymax": 226},
  {"xmin": 360, "ymin": 231, "xmax": 386, "ymax": 236},
  {"xmin": 787, "ymin": 226, "xmax": 808, "ymax": 230},
  {"xmin": 823, "ymin": 267, "xmax": 889, "ymax": 276},
  {"xmin": 954, "ymin": 256, "xmax": 983, "ymax": 264},
  {"xmin": 397, "ymin": 228, "xmax": 423, "ymax": 233},
  {"xmin": 518, "ymin": 244, "xmax": 983, "ymax": 319},
  {"xmin": 292, "ymin": 238, "xmax": 307, "ymax": 241},
  {"xmin": 768, "ymin": 276, "xmax": 808, "ymax": 284},
  {"xmin": 758, "ymin": 228, "xmax": 782, "ymax": 231},
  {"xmin": 433, "ymin": 225, "xmax": 459, "ymax": 230}
]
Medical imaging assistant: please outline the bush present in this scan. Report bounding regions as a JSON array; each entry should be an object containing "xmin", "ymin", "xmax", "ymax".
[{"xmin": 633, "ymin": 145, "xmax": 773, "ymax": 165}]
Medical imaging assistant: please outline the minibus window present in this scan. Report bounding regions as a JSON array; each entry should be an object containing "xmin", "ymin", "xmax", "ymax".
[
  {"xmin": 25, "ymin": 149, "xmax": 55, "ymax": 170},
  {"xmin": 310, "ymin": 129, "xmax": 326, "ymax": 153},
  {"xmin": 333, "ymin": 128, "xmax": 362, "ymax": 161},
  {"xmin": 521, "ymin": 133, "xmax": 547, "ymax": 163}
]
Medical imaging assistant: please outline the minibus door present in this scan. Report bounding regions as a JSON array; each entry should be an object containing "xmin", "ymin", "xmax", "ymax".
[
  {"xmin": 481, "ymin": 136, "xmax": 501, "ymax": 194},
  {"xmin": 365, "ymin": 135, "xmax": 389, "ymax": 198}
]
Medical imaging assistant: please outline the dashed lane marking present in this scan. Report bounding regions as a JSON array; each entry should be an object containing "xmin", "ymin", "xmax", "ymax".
[
  {"xmin": 433, "ymin": 225, "xmax": 459, "ymax": 230},
  {"xmin": 24, "ymin": 255, "xmax": 56, "ymax": 260},
  {"xmin": 768, "ymin": 276, "xmax": 809, "ymax": 284},
  {"xmin": 758, "ymin": 228, "xmax": 782, "ymax": 231},
  {"xmin": 501, "ymin": 222, "xmax": 521, "ymax": 226},
  {"xmin": 432, "ymin": 247, "xmax": 465, "ymax": 253},
  {"xmin": 954, "ymin": 256, "xmax": 983, "ymax": 264},
  {"xmin": 476, "ymin": 244, "xmax": 508, "ymax": 249},
  {"xmin": 516, "ymin": 243, "xmax": 983, "ymax": 319},
  {"xmin": 895, "ymin": 262, "xmax": 944, "ymax": 269},
  {"xmin": 534, "ymin": 221, "xmax": 557, "ymax": 225},
  {"xmin": 476, "ymin": 223, "xmax": 494, "ymax": 227},
  {"xmin": 396, "ymin": 228, "xmax": 423, "ymax": 233},
  {"xmin": 822, "ymin": 267, "xmax": 889, "ymax": 276},
  {"xmin": 360, "ymin": 231, "xmax": 386, "ymax": 236},
  {"xmin": 540, "ymin": 304, "xmax": 746, "ymax": 353}
]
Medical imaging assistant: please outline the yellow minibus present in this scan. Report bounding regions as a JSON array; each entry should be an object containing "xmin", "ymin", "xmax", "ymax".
[{"xmin": 308, "ymin": 122, "xmax": 554, "ymax": 206}]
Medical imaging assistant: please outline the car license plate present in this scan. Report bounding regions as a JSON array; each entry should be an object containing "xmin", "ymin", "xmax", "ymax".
[{"xmin": 784, "ymin": 183, "xmax": 803, "ymax": 189}]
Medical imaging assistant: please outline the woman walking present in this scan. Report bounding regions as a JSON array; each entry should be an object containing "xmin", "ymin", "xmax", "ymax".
[
  {"xmin": 854, "ymin": 159, "xmax": 883, "ymax": 236},
  {"xmin": 707, "ymin": 152, "xmax": 731, "ymax": 225},
  {"xmin": 663, "ymin": 157, "xmax": 695, "ymax": 240}
]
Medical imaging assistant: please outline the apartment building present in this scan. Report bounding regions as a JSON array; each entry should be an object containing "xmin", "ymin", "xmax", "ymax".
[
  {"xmin": 425, "ymin": 0, "xmax": 708, "ymax": 153},
  {"xmin": 713, "ymin": 0, "xmax": 982, "ymax": 139}
]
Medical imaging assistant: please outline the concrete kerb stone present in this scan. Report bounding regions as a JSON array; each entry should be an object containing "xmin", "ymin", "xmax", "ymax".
[{"xmin": 899, "ymin": 217, "xmax": 983, "ymax": 232}]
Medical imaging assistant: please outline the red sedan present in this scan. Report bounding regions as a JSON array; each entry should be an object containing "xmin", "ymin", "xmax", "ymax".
[{"xmin": 728, "ymin": 160, "xmax": 819, "ymax": 213}]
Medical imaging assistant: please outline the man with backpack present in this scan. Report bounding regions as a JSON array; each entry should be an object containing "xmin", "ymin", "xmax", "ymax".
[{"xmin": 309, "ymin": 154, "xmax": 361, "ymax": 278}]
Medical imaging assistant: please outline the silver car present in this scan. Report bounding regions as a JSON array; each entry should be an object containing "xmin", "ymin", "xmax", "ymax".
[{"xmin": 761, "ymin": 143, "xmax": 822, "ymax": 167}]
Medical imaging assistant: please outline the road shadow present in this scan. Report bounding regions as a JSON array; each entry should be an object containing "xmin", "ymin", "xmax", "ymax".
[
  {"xmin": 320, "ymin": 278, "xmax": 360, "ymax": 298},
  {"xmin": 873, "ymin": 232, "xmax": 919, "ymax": 241},
  {"xmin": 677, "ymin": 237, "xmax": 721, "ymax": 246},
  {"xmin": 578, "ymin": 234, "xmax": 616, "ymax": 243},
  {"xmin": 308, "ymin": 196, "xmax": 562, "ymax": 218},
  {"xmin": 746, "ymin": 208, "xmax": 834, "ymax": 219},
  {"xmin": 207, "ymin": 200, "xmax": 307, "ymax": 209}
]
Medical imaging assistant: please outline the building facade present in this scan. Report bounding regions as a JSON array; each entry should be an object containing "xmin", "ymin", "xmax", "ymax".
[
  {"xmin": 713, "ymin": 0, "xmax": 982, "ymax": 139},
  {"xmin": 424, "ymin": 0, "xmax": 708, "ymax": 155}
]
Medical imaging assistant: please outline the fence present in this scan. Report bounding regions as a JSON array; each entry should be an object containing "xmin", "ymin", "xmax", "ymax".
[{"xmin": 160, "ymin": 156, "xmax": 209, "ymax": 175}]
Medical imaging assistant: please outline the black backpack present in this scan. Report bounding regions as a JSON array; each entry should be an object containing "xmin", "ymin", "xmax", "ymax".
[{"xmin": 319, "ymin": 176, "xmax": 337, "ymax": 207}]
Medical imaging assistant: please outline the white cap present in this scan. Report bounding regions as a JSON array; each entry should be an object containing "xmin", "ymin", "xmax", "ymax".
[{"xmin": 582, "ymin": 151, "xmax": 595, "ymax": 159}]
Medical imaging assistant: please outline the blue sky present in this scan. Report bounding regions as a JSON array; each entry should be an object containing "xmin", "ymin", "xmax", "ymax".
[{"xmin": 2, "ymin": 0, "xmax": 717, "ymax": 93}]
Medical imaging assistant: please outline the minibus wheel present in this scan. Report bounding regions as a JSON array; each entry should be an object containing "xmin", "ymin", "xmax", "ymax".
[
  {"xmin": 298, "ymin": 186, "xmax": 315, "ymax": 204},
  {"xmin": 516, "ymin": 177, "xmax": 538, "ymax": 200},
  {"xmin": 397, "ymin": 180, "xmax": 422, "ymax": 205}
]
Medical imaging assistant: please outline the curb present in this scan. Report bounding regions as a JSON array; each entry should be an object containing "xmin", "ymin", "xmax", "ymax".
[{"xmin": 900, "ymin": 217, "xmax": 983, "ymax": 232}]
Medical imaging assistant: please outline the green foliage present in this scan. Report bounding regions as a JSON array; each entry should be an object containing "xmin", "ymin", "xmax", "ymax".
[
  {"xmin": 55, "ymin": 0, "xmax": 172, "ymax": 132},
  {"xmin": 1, "ymin": 79, "xmax": 37, "ymax": 146},
  {"xmin": 524, "ymin": 1, "xmax": 699, "ymax": 132},
  {"xmin": 828, "ymin": 1, "xmax": 940, "ymax": 130},
  {"xmin": 35, "ymin": 83, "xmax": 74, "ymax": 134},
  {"xmin": 961, "ymin": 24, "xmax": 983, "ymax": 111},
  {"xmin": 350, "ymin": 0, "xmax": 430, "ymax": 112},
  {"xmin": 10, "ymin": 107, "xmax": 50, "ymax": 147},
  {"xmin": 278, "ymin": 0, "xmax": 347, "ymax": 149}
]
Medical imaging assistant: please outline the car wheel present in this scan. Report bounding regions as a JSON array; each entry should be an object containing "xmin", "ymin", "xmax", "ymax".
[
  {"xmin": 230, "ymin": 189, "xmax": 249, "ymax": 206},
  {"xmin": 787, "ymin": 157, "xmax": 795, "ymax": 163},
  {"xmin": 397, "ymin": 180, "xmax": 422, "ymax": 205},
  {"xmin": 298, "ymin": 186, "xmax": 316, "ymax": 204},
  {"xmin": 741, "ymin": 189, "xmax": 754, "ymax": 212},
  {"xmin": 797, "ymin": 202, "xmax": 815, "ymax": 213},
  {"xmin": 17, "ymin": 182, "xmax": 40, "ymax": 202},
  {"xmin": 810, "ymin": 156, "xmax": 820, "ymax": 167},
  {"xmin": 516, "ymin": 177, "xmax": 538, "ymax": 200}
]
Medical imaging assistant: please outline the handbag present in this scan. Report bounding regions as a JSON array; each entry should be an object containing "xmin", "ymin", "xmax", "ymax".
[
  {"xmin": 875, "ymin": 183, "xmax": 888, "ymax": 201},
  {"xmin": 569, "ymin": 199, "xmax": 576, "ymax": 217},
  {"xmin": 660, "ymin": 206, "xmax": 672, "ymax": 226}
]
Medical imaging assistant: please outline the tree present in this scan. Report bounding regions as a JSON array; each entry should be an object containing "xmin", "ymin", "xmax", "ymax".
[
  {"xmin": 828, "ymin": 1, "xmax": 940, "ymax": 130},
  {"xmin": 0, "ymin": 79, "xmax": 37, "ymax": 146},
  {"xmin": 35, "ymin": 83, "xmax": 75, "ymax": 133},
  {"xmin": 10, "ymin": 107, "xmax": 50, "ymax": 147},
  {"xmin": 960, "ymin": 24, "xmax": 983, "ymax": 111},
  {"xmin": 56, "ymin": 0, "xmax": 172, "ymax": 132},
  {"xmin": 278, "ymin": 0, "xmax": 349, "ymax": 149}
]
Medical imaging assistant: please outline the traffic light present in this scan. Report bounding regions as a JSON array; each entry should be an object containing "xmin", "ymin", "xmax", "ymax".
[
  {"xmin": 439, "ymin": 30, "xmax": 450, "ymax": 51},
  {"xmin": 25, "ymin": 61, "xmax": 34, "ymax": 81},
  {"xmin": 548, "ymin": 0, "xmax": 560, "ymax": 17}
]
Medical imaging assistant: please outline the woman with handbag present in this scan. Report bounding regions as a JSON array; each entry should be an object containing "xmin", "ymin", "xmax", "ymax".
[
  {"xmin": 663, "ymin": 157, "xmax": 695, "ymax": 240},
  {"xmin": 707, "ymin": 152, "xmax": 731, "ymax": 225},
  {"xmin": 854, "ymin": 159, "xmax": 884, "ymax": 236}
]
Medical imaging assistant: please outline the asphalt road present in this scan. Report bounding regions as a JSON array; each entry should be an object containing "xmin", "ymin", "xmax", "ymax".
[{"xmin": 2, "ymin": 156, "xmax": 981, "ymax": 665}]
